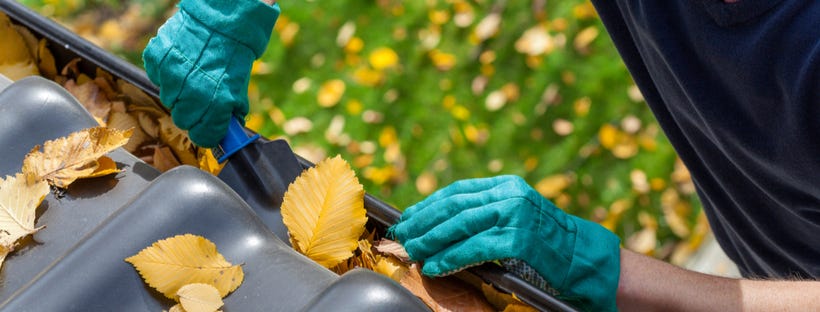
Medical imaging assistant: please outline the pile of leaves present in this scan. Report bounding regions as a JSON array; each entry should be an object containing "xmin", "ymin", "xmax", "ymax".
[
  {"xmin": 0, "ymin": 12, "xmax": 221, "ymax": 176},
  {"xmin": 0, "ymin": 127, "xmax": 131, "ymax": 269}
]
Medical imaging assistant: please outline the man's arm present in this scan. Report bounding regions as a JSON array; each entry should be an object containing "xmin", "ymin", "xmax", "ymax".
[
  {"xmin": 617, "ymin": 249, "xmax": 820, "ymax": 311},
  {"xmin": 261, "ymin": 0, "xmax": 276, "ymax": 5}
]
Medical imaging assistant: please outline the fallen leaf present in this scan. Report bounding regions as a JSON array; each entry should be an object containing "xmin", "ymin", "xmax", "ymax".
[
  {"xmin": 125, "ymin": 234, "xmax": 244, "ymax": 299},
  {"xmin": 158, "ymin": 116, "xmax": 198, "ymax": 166},
  {"xmin": 0, "ymin": 13, "xmax": 39, "ymax": 80},
  {"xmin": 0, "ymin": 173, "xmax": 50, "ymax": 269},
  {"xmin": 375, "ymin": 238, "xmax": 410, "ymax": 263},
  {"xmin": 374, "ymin": 255, "xmax": 408, "ymax": 282},
  {"xmin": 63, "ymin": 79, "xmax": 112, "ymax": 123},
  {"xmin": 197, "ymin": 148, "xmax": 224, "ymax": 176},
  {"xmin": 153, "ymin": 146, "xmax": 182, "ymax": 173},
  {"xmin": 108, "ymin": 111, "xmax": 149, "ymax": 152},
  {"xmin": 168, "ymin": 304, "xmax": 185, "ymax": 312},
  {"xmin": 22, "ymin": 127, "xmax": 132, "ymax": 188},
  {"xmin": 84, "ymin": 156, "xmax": 121, "ymax": 179},
  {"xmin": 400, "ymin": 264, "xmax": 495, "ymax": 312},
  {"xmin": 36, "ymin": 39, "xmax": 57, "ymax": 79},
  {"xmin": 177, "ymin": 283, "xmax": 224, "ymax": 312},
  {"xmin": 281, "ymin": 155, "xmax": 367, "ymax": 268}
]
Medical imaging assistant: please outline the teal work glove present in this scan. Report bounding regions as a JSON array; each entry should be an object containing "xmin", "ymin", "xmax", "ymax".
[
  {"xmin": 389, "ymin": 175, "xmax": 621, "ymax": 312},
  {"xmin": 143, "ymin": 0, "xmax": 280, "ymax": 147}
]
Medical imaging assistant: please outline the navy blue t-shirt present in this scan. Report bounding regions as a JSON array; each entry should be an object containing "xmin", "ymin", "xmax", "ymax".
[{"xmin": 590, "ymin": 0, "xmax": 819, "ymax": 278}]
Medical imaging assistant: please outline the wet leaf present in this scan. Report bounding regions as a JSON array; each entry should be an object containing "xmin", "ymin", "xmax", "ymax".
[
  {"xmin": 0, "ymin": 173, "xmax": 49, "ymax": 269},
  {"xmin": 22, "ymin": 127, "xmax": 132, "ymax": 188},
  {"xmin": 125, "ymin": 234, "xmax": 244, "ymax": 299},
  {"xmin": 281, "ymin": 155, "xmax": 367, "ymax": 268}
]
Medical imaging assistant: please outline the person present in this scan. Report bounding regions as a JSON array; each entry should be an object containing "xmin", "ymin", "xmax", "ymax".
[{"xmin": 143, "ymin": 0, "xmax": 820, "ymax": 310}]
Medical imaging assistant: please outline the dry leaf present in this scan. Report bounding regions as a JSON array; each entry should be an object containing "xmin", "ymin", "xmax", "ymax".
[
  {"xmin": 374, "ymin": 255, "xmax": 408, "ymax": 282},
  {"xmin": 63, "ymin": 80, "xmax": 112, "ymax": 123},
  {"xmin": 0, "ymin": 13, "xmax": 39, "ymax": 80},
  {"xmin": 168, "ymin": 304, "xmax": 185, "ymax": 312},
  {"xmin": 0, "ymin": 173, "xmax": 50, "ymax": 269},
  {"xmin": 281, "ymin": 155, "xmax": 367, "ymax": 268},
  {"xmin": 481, "ymin": 283, "xmax": 537, "ymax": 312},
  {"xmin": 84, "ymin": 156, "xmax": 121, "ymax": 179},
  {"xmin": 108, "ymin": 111, "xmax": 149, "ymax": 152},
  {"xmin": 197, "ymin": 149, "xmax": 224, "ymax": 176},
  {"xmin": 400, "ymin": 264, "xmax": 495, "ymax": 312},
  {"xmin": 37, "ymin": 39, "xmax": 57, "ymax": 79},
  {"xmin": 158, "ymin": 116, "xmax": 198, "ymax": 166},
  {"xmin": 22, "ymin": 127, "xmax": 132, "ymax": 188},
  {"xmin": 154, "ymin": 146, "xmax": 182, "ymax": 173},
  {"xmin": 125, "ymin": 234, "xmax": 244, "ymax": 299},
  {"xmin": 375, "ymin": 239, "xmax": 410, "ymax": 263},
  {"xmin": 177, "ymin": 283, "xmax": 224, "ymax": 312}
]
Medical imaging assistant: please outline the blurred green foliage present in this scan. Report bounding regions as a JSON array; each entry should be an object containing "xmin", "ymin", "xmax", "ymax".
[{"xmin": 20, "ymin": 0, "xmax": 707, "ymax": 263}]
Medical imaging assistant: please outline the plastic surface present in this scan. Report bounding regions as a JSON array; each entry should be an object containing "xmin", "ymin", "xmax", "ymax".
[{"xmin": 0, "ymin": 1, "xmax": 581, "ymax": 311}]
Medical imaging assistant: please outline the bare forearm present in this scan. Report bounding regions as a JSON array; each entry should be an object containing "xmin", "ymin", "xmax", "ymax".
[
  {"xmin": 261, "ymin": 0, "xmax": 276, "ymax": 5},
  {"xmin": 617, "ymin": 249, "xmax": 820, "ymax": 311}
]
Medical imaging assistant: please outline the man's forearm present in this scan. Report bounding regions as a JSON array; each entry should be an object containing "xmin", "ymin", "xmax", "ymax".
[{"xmin": 617, "ymin": 249, "xmax": 820, "ymax": 311}]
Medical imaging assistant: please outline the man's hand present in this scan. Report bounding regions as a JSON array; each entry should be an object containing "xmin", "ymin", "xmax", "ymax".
[
  {"xmin": 143, "ymin": 0, "xmax": 280, "ymax": 147},
  {"xmin": 389, "ymin": 175, "xmax": 621, "ymax": 311}
]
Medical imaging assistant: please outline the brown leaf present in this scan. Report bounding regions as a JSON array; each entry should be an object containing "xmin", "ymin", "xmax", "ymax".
[
  {"xmin": 375, "ymin": 238, "xmax": 411, "ymax": 263},
  {"xmin": 36, "ymin": 39, "xmax": 57, "ymax": 79},
  {"xmin": 63, "ymin": 79, "xmax": 112, "ymax": 123},
  {"xmin": 158, "ymin": 116, "xmax": 198, "ymax": 166},
  {"xmin": 108, "ymin": 111, "xmax": 149, "ymax": 152},
  {"xmin": 153, "ymin": 146, "xmax": 182, "ymax": 173},
  {"xmin": 400, "ymin": 264, "xmax": 495, "ymax": 312}
]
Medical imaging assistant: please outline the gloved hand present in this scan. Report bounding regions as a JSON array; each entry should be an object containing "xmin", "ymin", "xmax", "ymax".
[
  {"xmin": 143, "ymin": 0, "xmax": 280, "ymax": 147},
  {"xmin": 389, "ymin": 175, "xmax": 621, "ymax": 312}
]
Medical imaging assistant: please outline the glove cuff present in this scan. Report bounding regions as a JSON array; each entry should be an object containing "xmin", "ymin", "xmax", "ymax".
[
  {"xmin": 179, "ymin": 0, "xmax": 280, "ymax": 58},
  {"xmin": 561, "ymin": 217, "xmax": 621, "ymax": 312}
]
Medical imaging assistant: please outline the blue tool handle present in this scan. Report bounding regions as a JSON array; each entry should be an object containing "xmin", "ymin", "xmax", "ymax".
[{"xmin": 214, "ymin": 117, "xmax": 261, "ymax": 163}]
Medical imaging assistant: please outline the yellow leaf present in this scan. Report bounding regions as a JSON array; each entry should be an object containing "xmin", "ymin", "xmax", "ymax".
[
  {"xmin": 281, "ymin": 155, "xmax": 367, "ymax": 268},
  {"xmin": 22, "ymin": 127, "xmax": 132, "ymax": 188},
  {"xmin": 177, "ymin": 283, "xmax": 224, "ymax": 312},
  {"xmin": 368, "ymin": 47, "xmax": 399, "ymax": 70},
  {"xmin": 197, "ymin": 149, "xmax": 225, "ymax": 176},
  {"xmin": 125, "ymin": 234, "xmax": 244, "ymax": 299},
  {"xmin": 0, "ymin": 13, "xmax": 39, "ymax": 80},
  {"xmin": 84, "ymin": 156, "xmax": 121, "ymax": 179},
  {"xmin": 158, "ymin": 116, "xmax": 198, "ymax": 166},
  {"xmin": 108, "ymin": 111, "xmax": 149, "ymax": 152},
  {"xmin": 534, "ymin": 174, "xmax": 569, "ymax": 199},
  {"xmin": 374, "ymin": 256, "xmax": 408, "ymax": 282},
  {"xmin": 168, "ymin": 304, "xmax": 185, "ymax": 312},
  {"xmin": 317, "ymin": 79, "xmax": 346, "ymax": 108},
  {"xmin": 0, "ymin": 173, "xmax": 49, "ymax": 269},
  {"xmin": 37, "ymin": 39, "xmax": 57, "ymax": 79}
]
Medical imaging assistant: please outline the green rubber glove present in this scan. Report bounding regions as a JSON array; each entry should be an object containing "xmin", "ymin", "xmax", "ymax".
[
  {"xmin": 143, "ymin": 0, "xmax": 280, "ymax": 147},
  {"xmin": 389, "ymin": 175, "xmax": 621, "ymax": 312}
]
